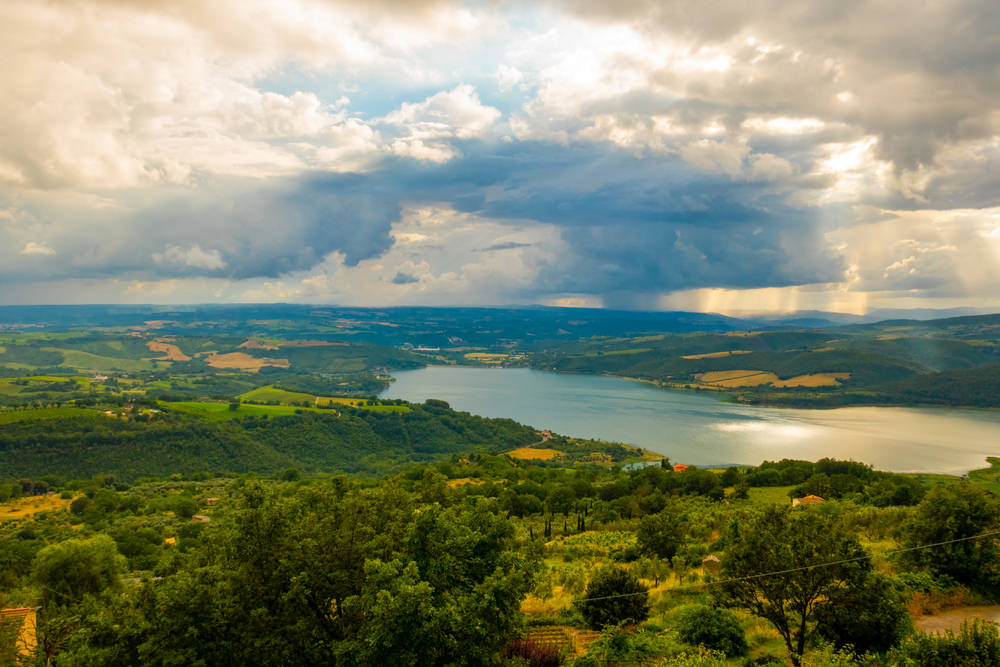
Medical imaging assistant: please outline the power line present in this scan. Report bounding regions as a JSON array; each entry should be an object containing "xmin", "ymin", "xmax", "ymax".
[{"xmin": 567, "ymin": 528, "xmax": 1000, "ymax": 604}]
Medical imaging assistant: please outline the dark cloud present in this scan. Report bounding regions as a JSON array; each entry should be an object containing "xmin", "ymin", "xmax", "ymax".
[
  {"xmin": 477, "ymin": 242, "xmax": 532, "ymax": 252},
  {"xmin": 391, "ymin": 271, "xmax": 419, "ymax": 284},
  {"xmin": 0, "ymin": 138, "xmax": 846, "ymax": 302}
]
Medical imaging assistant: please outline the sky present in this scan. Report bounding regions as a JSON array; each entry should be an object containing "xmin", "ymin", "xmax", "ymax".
[{"xmin": 2, "ymin": 0, "xmax": 1000, "ymax": 315}]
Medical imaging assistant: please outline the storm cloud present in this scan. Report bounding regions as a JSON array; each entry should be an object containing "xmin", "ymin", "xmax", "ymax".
[{"xmin": 1, "ymin": 0, "xmax": 999, "ymax": 312}]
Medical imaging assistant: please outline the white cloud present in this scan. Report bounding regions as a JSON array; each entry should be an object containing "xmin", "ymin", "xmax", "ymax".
[
  {"xmin": 381, "ymin": 84, "xmax": 500, "ymax": 162},
  {"xmin": 496, "ymin": 65, "xmax": 523, "ymax": 91},
  {"xmin": 20, "ymin": 241, "xmax": 55, "ymax": 256},
  {"xmin": 0, "ymin": 0, "xmax": 482, "ymax": 189}
]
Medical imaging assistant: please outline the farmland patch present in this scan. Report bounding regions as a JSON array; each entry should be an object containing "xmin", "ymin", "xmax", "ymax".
[
  {"xmin": 508, "ymin": 447, "xmax": 563, "ymax": 460},
  {"xmin": 146, "ymin": 340, "xmax": 191, "ymax": 361},
  {"xmin": 681, "ymin": 349, "xmax": 751, "ymax": 360},
  {"xmin": 204, "ymin": 352, "xmax": 290, "ymax": 372},
  {"xmin": 696, "ymin": 370, "xmax": 778, "ymax": 387}
]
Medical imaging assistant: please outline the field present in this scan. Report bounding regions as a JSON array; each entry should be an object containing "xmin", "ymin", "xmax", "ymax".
[
  {"xmin": 158, "ymin": 400, "xmax": 331, "ymax": 421},
  {"xmin": 146, "ymin": 340, "xmax": 191, "ymax": 361},
  {"xmin": 695, "ymin": 370, "xmax": 850, "ymax": 388},
  {"xmin": 508, "ymin": 447, "xmax": 563, "ymax": 460},
  {"xmin": 239, "ymin": 386, "xmax": 410, "ymax": 412},
  {"xmin": 46, "ymin": 348, "xmax": 155, "ymax": 372},
  {"xmin": 681, "ymin": 350, "xmax": 751, "ymax": 359},
  {"xmin": 0, "ymin": 407, "xmax": 102, "ymax": 424},
  {"xmin": 0, "ymin": 494, "xmax": 74, "ymax": 520},
  {"xmin": 584, "ymin": 348, "xmax": 652, "ymax": 357},
  {"xmin": 968, "ymin": 457, "xmax": 1000, "ymax": 494},
  {"xmin": 240, "ymin": 385, "xmax": 316, "ymax": 405},
  {"xmin": 696, "ymin": 370, "xmax": 778, "ymax": 387},
  {"xmin": 239, "ymin": 339, "xmax": 279, "ymax": 350},
  {"xmin": 203, "ymin": 352, "xmax": 290, "ymax": 372},
  {"xmin": 771, "ymin": 372, "xmax": 850, "ymax": 387}
]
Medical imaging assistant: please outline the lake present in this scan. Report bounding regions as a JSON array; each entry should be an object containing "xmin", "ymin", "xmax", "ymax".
[{"xmin": 382, "ymin": 366, "xmax": 1000, "ymax": 474}]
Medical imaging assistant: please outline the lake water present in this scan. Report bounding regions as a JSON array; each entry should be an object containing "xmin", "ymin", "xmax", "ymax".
[{"xmin": 382, "ymin": 366, "xmax": 1000, "ymax": 474}]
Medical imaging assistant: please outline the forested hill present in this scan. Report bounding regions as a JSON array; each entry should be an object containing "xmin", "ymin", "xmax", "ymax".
[
  {"xmin": 0, "ymin": 400, "xmax": 538, "ymax": 481},
  {"xmin": 528, "ymin": 314, "xmax": 1000, "ymax": 407}
]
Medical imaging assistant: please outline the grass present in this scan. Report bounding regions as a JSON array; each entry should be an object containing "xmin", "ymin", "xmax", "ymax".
[
  {"xmin": 968, "ymin": 457, "xmax": 1000, "ymax": 494},
  {"xmin": 744, "ymin": 485, "xmax": 796, "ymax": 506},
  {"xmin": 771, "ymin": 372, "xmax": 850, "ymax": 388},
  {"xmin": 239, "ymin": 386, "xmax": 410, "ymax": 413},
  {"xmin": 47, "ymin": 348, "xmax": 155, "ymax": 372},
  {"xmin": 204, "ymin": 352, "xmax": 290, "ymax": 372},
  {"xmin": 583, "ymin": 348, "xmax": 652, "ymax": 357},
  {"xmin": 240, "ymin": 385, "xmax": 316, "ymax": 405},
  {"xmin": 508, "ymin": 447, "xmax": 564, "ymax": 461},
  {"xmin": 0, "ymin": 494, "xmax": 74, "ymax": 520},
  {"xmin": 0, "ymin": 407, "xmax": 102, "ymax": 424},
  {"xmin": 162, "ymin": 399, "xmax": 407, "ymax": 422},
  {"xmin": 697, "ymin": 370, "xmax": 778, "ymax": 387},
  {"xmin": 158, "ymin": 401, "xmax": 333, "ymax": 422},
  {"xmin": 681, "ymin": 350, "xmax": 751, "ymax": 359}
]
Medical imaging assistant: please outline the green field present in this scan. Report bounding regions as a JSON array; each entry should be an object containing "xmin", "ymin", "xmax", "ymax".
[
  {"xmin": 239, "ymin": 385, "xmax": 317, "ymax": 405},
  {"xmin": 968, "ymin": 457, "xmax": 1000, "ymax": 494},
  {"xmin": 744, "ymin": 485, "xmax": 797, "ymax": 505},
  {"xmin": 46, "ymin": 348, "xmax": 155, "ymax": 372},
  {"xmin": 158, "ymin": 401, "xmax": 330, "ymax": 422},
  {"xmin": 0, "ymin": 407, "xmax": 103, "ymax": 424},
  {"xmin": 239, "ymin": 385, "xmax": 411, "ymax": 413}
]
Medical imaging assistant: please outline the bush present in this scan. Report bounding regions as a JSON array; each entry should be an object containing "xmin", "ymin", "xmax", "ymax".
[
  {"xmin": 500, "ymin": 639, "xmax": 564, "ymax": 667},
  {"xmin": 814, "ymin": 573, "xmax": 912, "ymax": 654},
  {"xmin": 577, "ymin": 626, "xmax": 676, "ymax": 663},
  {"xmin": 575, "ymin": 565, "xmax": 649, "ymax": 630},
  {"xmin": 891, "ymin": 618, "xmax": 1000, "ymax": 666},
  {"xmin": 675, "ymin": 605, "xmax": 748, "ymax": 656}
]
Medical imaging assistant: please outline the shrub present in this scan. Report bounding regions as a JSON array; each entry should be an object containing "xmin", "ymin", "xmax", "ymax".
[
  {"xmin": 675, "ymin": 605, "xmax": 748, "ymax": 656},
  {"xmin": 500, "ymin": 639, "xmax": 564, "ymax": 667},
  {"xmin": 891, "ymin": 619, "xmax": 1000, "ymax": 666},
  {"xmin": 814, "ymin": 573, "xmax": 912, "ymax": 654},
  {"xmin": 575, "ymin": 565, "xmax": 649, "ymax": 630}
]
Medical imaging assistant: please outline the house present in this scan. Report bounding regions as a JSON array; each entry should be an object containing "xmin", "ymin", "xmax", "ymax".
[
  {"xmin": 204, "ymin": 497, "xmax": 220, "ymax": 506},
  {"xmin": 672, "ymin": 463, "xmax": 689, "ymax": 473},
  {"xmin": 191, "ymin": 514, "xmax": 212, "ymax": 522},
  {"xmin": 792, "ymin": 494, "xmax": 826, "ymax": 507},
  {"xmin": 702, "ymin": 555, "xmax": 721, "ymax": 575}
]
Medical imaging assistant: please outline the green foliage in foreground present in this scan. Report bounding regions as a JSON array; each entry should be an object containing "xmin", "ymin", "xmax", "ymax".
[
  {"xmin": 575, "ymin": 565, "xmax": 649, "ymax": 630},
  {"xmin": 32, "ymin": 535, "xmax": 125, "ymax": 607},
  {"xmin": 675, "ymin": 605, "xmax": 749, "ymax": 657},
  {"xmin": 715, "ymin": 507, "xmax": 871, "ymax": 667},
  {"xmin": 33, "ymin": 483, "xmax": 537, "ymax": 666},
  {"xmin": 2, "ymin": 443, "xmax": 1000, "ymax": 665},
  {"xmin": 898, "ymin": 482, "xmax": 1000, "ymax": 591},
  {"xmin": 890, "ymin": 619, "xmax": 1000, "ymax": 666}
]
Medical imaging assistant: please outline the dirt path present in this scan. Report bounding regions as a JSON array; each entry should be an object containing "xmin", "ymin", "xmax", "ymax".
[{"xmin": 916, "ymin": 605, "xmax": 1000, "ymax": 634}]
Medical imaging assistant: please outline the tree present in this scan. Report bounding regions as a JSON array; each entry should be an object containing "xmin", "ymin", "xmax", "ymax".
[
  {"xmin": 576, "ymin": 565, "xmax": 649, "ymax": 630},
  {"xmin": 636, "ymin": 502, "xmax": 685, "ymax": 560},
  {"xmin": 813, "ymin": 572, "xmax": 911, "ymax": 654},
  {"xmin": 714, "ymin": 507, "xmax": 870, "ymax": 666},
  {"xmin": 116, "ymin": 483, "xmax": 536, "ymax": 666},
  {"xmin": 32, "ymin": 535, "xmax": 126, "ymax": 607},
  {"xmin": 897, "ymin": 482, "xmax": 1000, "ymax": 590},
  {"xmin": 675, "ymin": 605, "xmax": 748, "ymax": 657}
]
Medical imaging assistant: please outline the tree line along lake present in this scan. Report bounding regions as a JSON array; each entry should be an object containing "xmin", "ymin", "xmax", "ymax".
[{"xmin": 382, "ymin": 366, "xmax": 1000, "ymax": 474}]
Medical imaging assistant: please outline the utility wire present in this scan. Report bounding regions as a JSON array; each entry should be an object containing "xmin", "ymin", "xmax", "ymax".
[{"xmin": 567, "ymin": 528, "xmax": 1000, "ymax": 604}]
